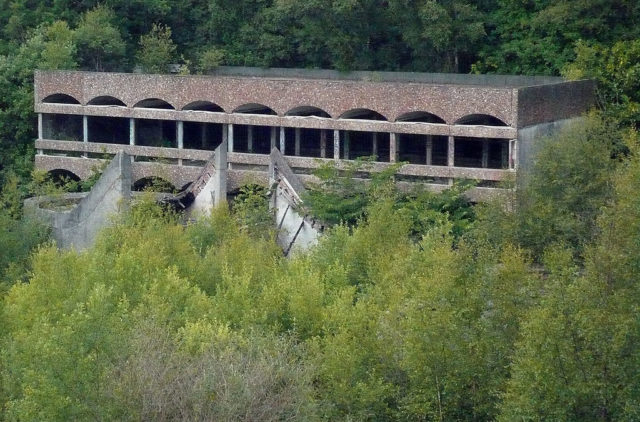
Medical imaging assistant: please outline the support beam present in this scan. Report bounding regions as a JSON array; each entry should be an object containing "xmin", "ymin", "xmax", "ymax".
[
  {"xmin": 481, "ymin": 139, "xmax": 489, "ymax": 168},
  {"xmin": 294, "ymin": 128, "xmax": 301, "ymax": 156},
  {"xmin": 37, "ymin": 113, "xmax": 43, "ymax": 155},
  {"xmin": 447, "ymin": 135, "xmax": 455, "ymax": 185},
  {"xmin": 83, "ymin": 115, "xmax": 88, "ymax": 143},
  {"xmin": 426, "ymin": 135, "xmax": 433, "ymax": 165},
  {"xmin": 390, "ymin": 132, "xmax": 397, "ymax": 163},
  {"xmin": 129, "ymin": 118, "xmax": 135, "ymax": 146},
  {"xmin": 333, "ymin": 130, "xmax": 339, "ymax": 160},
  {"xmin": 372, "ymin": 132, "xmax": 378, "ymax": 159},
  {"xmin": 343, "ymin": 131, "xmax": 350, "ymax": 160},
  {"xmin": 509, "ymin": 139, "xmax": 517, "ymax": 169},
  {"xmin": 177, "ymin": 121, "xmax": 184, "ymax": 165},
  {"xmin": 320, "ymin": 130, "xmax": 327, "ymax": 158},
  {"xmin": 247, "ymin": 125, "xmax": 254, "ymax": 153},
  {"xmin": 270, "ymin": 126, "xmax": 277, "ymax": 150},
  {"xmin": 227, "ymin": 124, "xmax": 234, "ymax": 153},
  {"xmin": 280, "ymin": 126, "xmax": 285, "ymax": 153}
]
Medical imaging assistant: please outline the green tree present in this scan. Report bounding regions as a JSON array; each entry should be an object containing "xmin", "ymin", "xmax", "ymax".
[
  {"xmin": 74, "ymin": 6, "xmax": 126, "ymax": 71},
  {"xmin": 564, "ymin": 39, "xmax": 640, "ymax": 129},
  {"xmin": 136, "ymin": 23, "xmax": 176, "ymax": 73}
]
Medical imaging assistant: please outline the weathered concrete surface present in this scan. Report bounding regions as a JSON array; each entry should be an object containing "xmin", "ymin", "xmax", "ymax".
[
  {"xmin": 516, "ymin": 117, "xmax": 581, "ymax": 174},
  {"xmin": 190, "ymin": 142, "xmax": 227, "ymax": 215},
  {"xmin": 269, "ymin": 148, "xmax": 322, "ymax": 256},
  {"xmin": 25, "ymin": 152, "xmax": 131, "ymax": 250}
]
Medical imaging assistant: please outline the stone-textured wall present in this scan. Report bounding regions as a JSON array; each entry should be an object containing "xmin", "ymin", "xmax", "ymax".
[{"xmin": 34, "ymin": 70, "xmax": 592, "ymax": 128}]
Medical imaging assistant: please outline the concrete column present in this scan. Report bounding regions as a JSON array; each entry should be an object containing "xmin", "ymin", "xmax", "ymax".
[
  {"xmin": 214, "ymin": 135, "xmax": 228, "ymax": 206},
  {"xmin": 509, "ymin": 139, "xmax": 517, "ymax": 169},
  {"xmin": 280, "ymin": 127, "xmax": 285, "ymax": 153},
  {"xmin": 37, "ymin": 113, "xmax": 43, "ymax": 155},
  {"xmin": 247, "ymin": 125, "xmax": 254, "ymax": 153},
  {"xmin": 38, "ymin": 113, "xmax": 43, "ymax": 139},
  {"xmin": 447, "ymin": 136, "xmax": 455, "ymax": 167},
  {"xmin": 390, "ymin": 133, "xmax": 397, "ymax": 163},
  {"xmin": 223, "ymin": 124, "xmax": 230, "ymax": 169},
  {"xmin": 227, "ymin": 124, "xmax": 234, "ymax": 153},
  {"xmin": 270, "ymin": 126, "xmax": 277, "ymax": 150},
  {"xmin": 82, "ymin": 115, "xmax": 89, "ymax": 158},
  {"xmin": 447, "ymin": 135, "xmax": 455, "ymax": 185},
  {"xmin": 294, "ymin": 128, "xmax": 301, "ymax": 156},
  {"xmin": 333, "ymin": 130, "xmax": 340, "ymax": 160},
  {"xmin": 129, "ymin": 118, "xmax": 135, "ymax": 146},
  {"xmin": 177, "ymin": 121, "xmax": 184, "ymax": 165},
  {"xmin": 177, "ymin": 121, "xmax": 184, "ymax": 149},
  {"xmin": 320, "ymin": 130, "xmax": 327, "ymax": 158},
  {"xmin": 83, "ymin": 115, "xmax": 88, "ymax": 143},
  {"xmin": 372, "ymin": 132, "xmax": 378, "ymax": 159},
  {"xmin": 426, "ymin": 135, "xmax": 433, "ymax": 165},
  {"xmin": 481, "ymin": 139, "xmax": 489, "ymax": 168}
]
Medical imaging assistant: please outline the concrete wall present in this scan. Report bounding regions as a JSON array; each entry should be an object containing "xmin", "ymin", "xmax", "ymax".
[{"xmin": 25, "ymin": 152, "xmax": 131, "ymax": 250}]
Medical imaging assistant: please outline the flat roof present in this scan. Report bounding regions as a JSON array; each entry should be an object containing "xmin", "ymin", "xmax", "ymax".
[{"xmin": 205, "ymin": 66, "xmax": 566, "ymax": 88}]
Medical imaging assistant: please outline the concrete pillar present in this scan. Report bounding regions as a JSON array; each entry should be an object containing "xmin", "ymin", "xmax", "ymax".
[
  {"xmin": 227, "ymin": 124, "xmax": 234, "ymax": 153},
  {"xmin": 82, "ymin": 115, "xmax": 89, "ymax": 158},
  {"xmin": 333, "ymin": 130, "xmax": 340, "ymax": 160},
  {"xmin": 247, "ymin": 125, "xmax": 254, "ymax": 153},
  {"xmin": 320, "ymin": 130, "xmax": 327, "ymax": 158},
  {"xmin": 447, "ymin": 135, "xmax": 455, "ymax": 185},
  {"xmin": 426, "ymin": 135, "xmax": 433, "ymax": 165},
  {"xmin": 390, "ymin": 133, "xmax": 397, "ymax": 163},
  {"xmin": 372, "ymin": 132, "xmax": 378, "ymax": 159},
  {"xmin": 129, "ymin": 118, "xmax": 135, "ymax": 146},
  {"xmin": 509, "ymin": 139, "xmax": 517, "ymax": 169},
  {"xmin": 83, "ymin": 115, "xmax": 88, "ymax": 143},
  {"xmin": 294, "ymin": 128, "xmax": 301, "ymax": 156},
  {"xmin": 481, "ymin": 139, "xmax": 489, "ymax": 168},
  {"xmin": 37, "ymin": 113, "xmax": 43, "ymax": 154},
  {"xmin": 343, "ymin": 132, "xmax": 350, "ymax": 159},
  {"xmin": 280, "ymin": 126, "xmax": 285, "ymax": 153},
  {"xmin": 270, "ymin": 126, "xmax": 277, "ymax": 150},
  {"xmin": 177, "ymin": 121, "xmax": 184, "ymax": 149},
  {"xmin": 177, "ymin": 121, "xmax": 184, "ymax": 165}
]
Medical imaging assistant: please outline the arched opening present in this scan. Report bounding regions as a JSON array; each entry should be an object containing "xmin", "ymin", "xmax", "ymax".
[
  {"xmin": 396, "ymin": 111, "xmax": 445, "ymax": 124},
  {"xmin": 286, "ymin": 106, "xmax": 330, "ymax": 118},
  {"xmin": 133, "ymin": 98, "xmax": 175, "ymax": 110},
  {"xmin": 46, "ymin": 169, "xmax": 82, "ymax": 191},
  {"xmin": 339, "ymin": 108, "xmax": 387, "ymax": 121},
  {"xmin": 182, "ymin": 101, "xmax": 224, "ymax": 112},
  {"xmin": 87, "ymin": 96, "xmax": 126, "ymax": 106},
  {"xmin": 455, "ymin": 114, "xmax": 508, "ymax": 126},
  {"xmin": 233, "ymin": 103, "xmax": 277, "ymax": 115},
  {"xmin": 132, "ymin": 176, "xmax": 176, "ymax": 193},
  {"xmin": 42, "ymin": 94, "xmax": 80, "ymax": 104}
]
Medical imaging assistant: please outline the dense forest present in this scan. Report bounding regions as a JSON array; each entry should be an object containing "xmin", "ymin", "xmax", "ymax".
[{"xmin": 1, "ymin": 0, "xmax": 640, "ymax": 420}]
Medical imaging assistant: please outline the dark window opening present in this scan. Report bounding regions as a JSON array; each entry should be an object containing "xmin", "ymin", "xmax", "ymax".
[
  {"xmin": 136, "ymin": 119, "xmax": 176, "ymax": 148},
  {"xmin": 42, "ymin": 114, "xmax": 83, "ymax": 141},
  {"xmin": 88, "ymin": 116, "xmax": 129, "ymax": 145},
  {"xmin": 184, "ymin": 122, "xmax": 223, "ymax": 151}
]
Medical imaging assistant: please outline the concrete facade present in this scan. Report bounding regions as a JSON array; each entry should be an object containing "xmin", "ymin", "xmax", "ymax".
[{"xmin": 33, "ymin": 67, "xmax": 595, "ymax": 196}]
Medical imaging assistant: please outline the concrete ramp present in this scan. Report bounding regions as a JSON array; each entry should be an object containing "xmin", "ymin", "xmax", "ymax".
[
  {"xmin": 25, "ymin": 152, "xmax": 132, "ymax": 250},
  {"xmin": 269, "ymin": 148, "xmax": 323, "ymax": 256}
]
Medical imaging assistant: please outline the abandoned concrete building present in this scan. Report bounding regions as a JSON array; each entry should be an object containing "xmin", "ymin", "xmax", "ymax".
[{"xmin": 34, "ymin": 67, "xmax": 595, "ymax": 201}]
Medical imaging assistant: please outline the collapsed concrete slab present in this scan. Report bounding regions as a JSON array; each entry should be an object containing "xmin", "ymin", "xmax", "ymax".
[{"xmin": 268, "ymin": 148, "xmax": 323, "ymax": 256}]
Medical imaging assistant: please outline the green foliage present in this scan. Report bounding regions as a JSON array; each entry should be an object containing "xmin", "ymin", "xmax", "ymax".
[
  {"xmin": 74, "ymin": 6, "xmax": 126, "ymax": 71},
  {"xmin": 231, "ymin": 183, "xmax": 273, "ymax": 239},
  {"xmin": 136, "ymin": 23, "xmax": 176, "ymax": 73},
  {"xmin": 197, "ymin": 47, "xmax": 225, "ymax": 73},
  {"xmin": 564, "ymin": 40, "xmax": 640, "ymax": 129}
]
